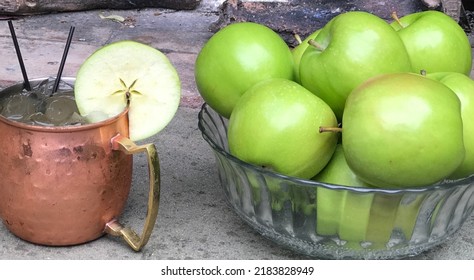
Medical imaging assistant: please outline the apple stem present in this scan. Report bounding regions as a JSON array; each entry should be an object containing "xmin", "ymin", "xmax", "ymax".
[
  {"xmin": 420, "ymin": 69, "xmax": 427, "ymax": 76},
  {"xmin": 319, "ymin": 126, "xmax": 342, "ymax": 133},
  {"xmin": 391, "ymin": 11, "xmax": 404, "ymax": 29},
  {"xmin": 308, "ymin": 39, "xmax": 325, "ymax": 51},
  {"xmin": 125, "ymin": 91, "xmax": 131, "ymax": 105},
  {"xmin": 294, "ymin": 33, "xmax": 302, "ymax": 45}
]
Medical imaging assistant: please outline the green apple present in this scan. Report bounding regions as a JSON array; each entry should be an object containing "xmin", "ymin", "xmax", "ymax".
[
  {"xmin": 290, "ymin": 184, "xmax": 316, "ymax": 216},
  {"xmin": 426, "ymin": 72, "xmax": 474, "ymax": 179},
  {"xmin": 267, "ymin": 177, "xmax": 291, "ymax": 212},
  {"xmin": 228, "ymin": 78, "xmax": 338, "ymax": 180},
  {"xmin": 366, "ymin": 192, "xmax": 424, "ymax": 248},
  {"xmin": 313, "ymin": 145, "xmax": 368, "ymax": 187},
  {"xmin": 291, "ymin": 29, "xmax": 320, "ymax": 83},
  {"xmin": 312, "ymin": 145, "xmax": 373, "ymax": 241},
  {"xmin": 299, "ymin": 11, "xmax": 412, "ymax": 121},
  {"xmin": 195, "ymin": 22, "xmax": 294, "ymax": 119},
  {"xmin": 314, "ymin": 187, "xmax": 344, "ymax": 236},
  {"xmin": 314, "ymin": 147, "xmax": 425, "ymax": 245},
  {"xmin": 74, "ymin": 40, "xmax": 181, "ymax": 141},
  {"xmin": 247, "ymin": 172, "xmax": 265, "ymax": 207},
  {"xmin": 393, "ymin": 193, "xmax": 426, "ymax": 241},
  {"xmin": 365, "ymin": 194, "xmax": 402, "ymax": 246},
  {"xmin": 391, "ymin": 10, "xmax": 472, "ymax": 76},
  {"xmin": 246, "ymin": 163, "xmax": 291, "ymax": 212},
  {"xmin": 342, "ymin": 72, "xmax": 465, "ymax": 188}
]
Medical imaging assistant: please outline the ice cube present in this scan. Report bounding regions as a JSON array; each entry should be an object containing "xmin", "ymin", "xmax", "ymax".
[
  {"xmin": 33, "ymin": 77, "xmax": 74, "ymax": 100},
  {"xmin": 1, "ymin": 94, "xmax": 37, "ymax": 121},
  {"xmin": 44, "ymin": 96, "xmax": 77, "ymax": 125},
  {"xmin": 29, "ymin": 112, "xmax": 54, "ymax": 127}
]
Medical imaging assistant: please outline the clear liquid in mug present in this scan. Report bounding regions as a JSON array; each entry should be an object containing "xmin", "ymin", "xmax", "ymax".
[{"xmin": 0, "ymin": 78, "xmax": 88, "ymax": 126}]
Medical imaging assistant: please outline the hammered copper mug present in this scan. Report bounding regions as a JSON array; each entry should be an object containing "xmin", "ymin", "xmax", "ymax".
[{"xmin": 0, "ymin": 78, "xmax": 160, "ymax": 251}]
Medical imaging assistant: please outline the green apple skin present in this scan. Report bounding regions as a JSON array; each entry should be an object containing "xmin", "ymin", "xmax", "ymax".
[
  {"xmin": 195, "ymin": 22, "xmax": 294, "ymax": 119},
  {"xmin": 247, "ymin": 172, "xmax": 292, "ymax": 212},
  {"xmin": 426, "ymin": 72, "xmax": 474, "ymax": 179},
  {"xmin": 314, "ymin": 187, "xmax": 344, "ymax": 236},
  {"xmin": 342, "ymin": 72, "xmax": 465, "ymax": 188},
  {"xmin": 312, "ymin": 145, "xmax": 373, "ymax": 240},
  {"xmin": 299, "ymin": 11, "xmax": 412, "ymax": 121},
  {"xmin": 314, "ymin": 145, "xmax": 425, "ymax": 245},
  {"xmin": 313, "ymin": 145, "xmax": 369, "ymax": 187},
  {"xmin": 391, "ymin": 11, "xmax": 472, "ymax": 76},
  {"xmin": 291, "ymin": 29, "xmax": 320, "ymax": 84},
  {"xmin": 266, "ymin": 177, "xmax": 291, "ymax": 212},
  {"xmin": 364, "ymin": 192, "xmax": 424, "ymax": 248},
  {"xmin": 247, "ymin": 172, "xmax": 265, "ymax": 207},
  {"xmin": 393, "ymin": 193, "xmax": 426, "ymax": 242},
  {"xmin": 228, "ymin": 78, "xmax": 338, "ymax": 180},
  {"xmin": 365, "ymin": 194, "xmax": 402, "ymax": 246},
  {"xmin": 290, "ymin": 185, "xmax": 316, "ymax": 216}
]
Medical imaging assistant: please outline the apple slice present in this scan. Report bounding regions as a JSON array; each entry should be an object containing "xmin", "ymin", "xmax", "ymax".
[
  {"xmin": 313, "ymin": 145, "xmax": 372, "ymax": 238},
  {"xmin": 339, "ymin": 191, "xmax": 373, "ymax": 242},
  {"xmin": 393, "ymin": 193, "xmax": 425, "ymax": 241},
  {"xmin": 74, "ymin": 40, "xmax": 181, "ymax": 141},
  {"xmin": 315, "ymin": 187, "xmax": 344, "ymax": 236},
  {"xmin": 365, "ymin": 194, "xmax": 402, "ymax": 246}
]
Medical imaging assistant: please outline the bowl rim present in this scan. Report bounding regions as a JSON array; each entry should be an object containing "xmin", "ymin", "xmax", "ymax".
[{"xmin": 198, "ymin": 103, "xmax": 474, "ymax": 194}]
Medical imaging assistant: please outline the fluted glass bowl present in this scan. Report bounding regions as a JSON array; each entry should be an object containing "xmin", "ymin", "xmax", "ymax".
[{"xmin": 198, "ymin": 103, "xmax": 474, "ymax": 259}]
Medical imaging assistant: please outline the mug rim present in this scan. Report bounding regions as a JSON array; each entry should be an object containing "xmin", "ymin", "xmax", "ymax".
[{"xmin": 0, "ymin": 77, "xmax": 129, "ymax": 133}]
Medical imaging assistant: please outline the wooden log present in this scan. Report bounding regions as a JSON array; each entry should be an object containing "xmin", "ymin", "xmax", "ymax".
[
  {"xmin": 0, "ymin": 0, "xmax": 202, "ymax": 15},
  {"xmin": 212, "ymin": 0, "xmax": 428, "ymax": 47}
]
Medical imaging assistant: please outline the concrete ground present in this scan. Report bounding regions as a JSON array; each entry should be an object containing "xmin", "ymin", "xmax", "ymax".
[{"xmin": 0, "ymin": 1, "xmax": 473, "ymax": 260}]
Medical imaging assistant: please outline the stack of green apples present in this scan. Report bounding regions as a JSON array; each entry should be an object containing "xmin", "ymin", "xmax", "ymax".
[{"xmin": 195, "ymin": 10, "xmax": 474, "ymax": 248}]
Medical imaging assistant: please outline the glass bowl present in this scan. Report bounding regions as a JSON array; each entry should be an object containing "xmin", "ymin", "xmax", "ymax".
[{"xmin": 198, "ymin": 103, "xmax": 474, "ymax": 259}]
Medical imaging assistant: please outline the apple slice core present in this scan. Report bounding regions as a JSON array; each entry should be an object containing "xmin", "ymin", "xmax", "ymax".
[{"xmin": 75, "ymin": 40, "xmax": 181, "ymax": 141}]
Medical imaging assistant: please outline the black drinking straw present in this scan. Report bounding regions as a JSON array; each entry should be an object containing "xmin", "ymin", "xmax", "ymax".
[
  {"xmin": 8, "ymin": 20, "xmax": 31, "ymax": 91},
  {"xmin": 52, "ymin": 26, "xmax": 75, "ymax": 94}
]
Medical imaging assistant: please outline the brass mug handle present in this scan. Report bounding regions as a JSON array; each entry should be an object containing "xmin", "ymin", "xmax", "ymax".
[{"xmin": 104, "ymin": 134, "xmax": 160, "ymax": 251}]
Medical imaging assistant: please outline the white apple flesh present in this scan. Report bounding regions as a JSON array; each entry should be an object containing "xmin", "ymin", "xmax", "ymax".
[{"xmin": 75, "ymin": 40, "xmax": 181, "ymax": 141}]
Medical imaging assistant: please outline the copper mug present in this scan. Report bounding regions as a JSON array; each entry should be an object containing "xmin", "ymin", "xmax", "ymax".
[{"xmin": 0, "ymin": 77, "xmax": 160, "ymax": 251}]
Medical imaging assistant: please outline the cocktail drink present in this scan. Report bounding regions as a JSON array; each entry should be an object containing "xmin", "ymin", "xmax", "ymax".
[
  {"xmin": 0, "ymin": 77, "xmax": 160, "ymax": 251},
  {"xmin": 0, "ymin": 77, "xmax": 87, "ymax": 126}
]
